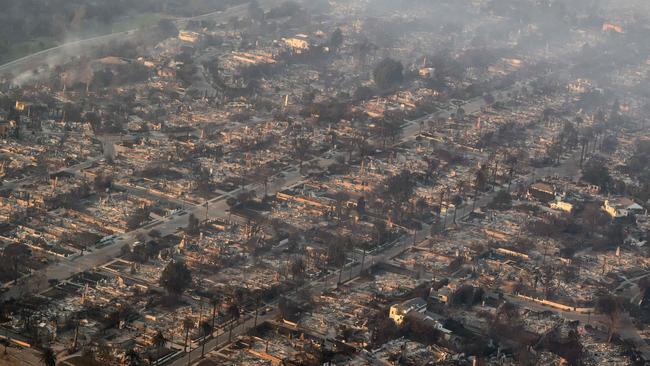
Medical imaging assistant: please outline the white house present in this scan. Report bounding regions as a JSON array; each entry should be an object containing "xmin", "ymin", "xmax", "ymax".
[
  {"xmin": 179, "ymin": 31, "xmax": 200, "ymax": 43},
  {"xmin": 549, "ymin": 196, "xmax": 573, "ymax": 213},
  {"xmin": 389, "ymin": 298, "xmax": 427, "ymax": 325},
  {"xmin": 283, "ymin": 34, "xmax": 311, "ymax": 51},
  {"xmin": 603, "ymin": 197, "xmax": 644, "ymax": 218}
]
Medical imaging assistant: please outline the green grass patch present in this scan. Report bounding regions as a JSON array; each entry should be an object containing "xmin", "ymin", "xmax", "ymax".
[{"xmin": 0, "ymin": 12, "xmax": 165, "ymax": 64}]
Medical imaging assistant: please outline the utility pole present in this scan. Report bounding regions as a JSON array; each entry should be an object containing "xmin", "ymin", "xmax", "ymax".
[
  {"xmin": 254, "ymin": 297, "xmax": 260, "ymax": 328},
  {"xmin": 472, "ymin": 185, "xmax": 479, "ymax": 213},
  {"xmin": 507, "ymin": 167, "xmax": 514, "ymax": 193},
  {"xmin": 349, "ymin": 252, "xmax": 354, "ymax": 282}
]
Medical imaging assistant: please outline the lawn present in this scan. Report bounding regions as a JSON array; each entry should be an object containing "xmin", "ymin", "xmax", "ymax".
[{"xmin": 0, "ymin": 12, "xmax": 166, "ymax": 65}]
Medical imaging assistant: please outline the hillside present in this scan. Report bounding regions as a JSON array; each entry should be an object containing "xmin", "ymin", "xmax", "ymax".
[{"xmin": 0, "ymin": 0, "xmax": 243, "ymax": 64}]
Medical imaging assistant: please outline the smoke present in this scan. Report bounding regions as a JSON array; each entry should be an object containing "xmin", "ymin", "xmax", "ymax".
[{"xmin": 2, "ymin": 0, "xmax": 650, "ymax": 88}]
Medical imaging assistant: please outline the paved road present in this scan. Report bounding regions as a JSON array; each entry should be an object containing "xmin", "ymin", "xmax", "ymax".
[
  {"xmin": 0, "ymin": 75, "xmax": 523, "ymax": 299},
  {"xmin": 1, "ymin": 156, "xmax": 100, "ymax": 192},
  {"xmin": 1, "ymin": 69, "xmax": 597, "ymax": 361},
  {"xmin": 0, "ymin": 31, "xmax": 139, "ymax": 77},
  {"xmin": 168, "ymin": 222, "xmax": 431, "ymax": 366},
  {"xmin": 0, "ymin": 0, "xmax": 289, "ymax": 78},
  {"xmin": 0, "ymin": 157, "xmax": 309, "ymax": 300},
  {"xmin": 167, "ymin": 307, "xmax": 279, "ymax": 366},
  {"xmin": 505, "ymin": 293, "xmax": 650, "ymax": 360}
]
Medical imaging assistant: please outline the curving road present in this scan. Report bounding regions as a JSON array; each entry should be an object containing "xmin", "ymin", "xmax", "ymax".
[
  {"xmin": 0, "ymin": 30, "xmax": 139, "ymax": 76},
  {"xmin": 0, "ymin": 0, "xmax": 287, "ymax": 78}
]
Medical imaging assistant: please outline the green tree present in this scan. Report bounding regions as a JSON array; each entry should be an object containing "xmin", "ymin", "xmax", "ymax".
[
  {"xmin": 353, "ymin": 86, "xmax": 374, "ymax": 100},
  {"xmin": 451, "ymin": 195, "xmax": 463, "ymax": 223},
  {"xmin": 290, "ymin": 257, "xmax": 307, "ymax": 282},
  {"xmin": 330, "ymin": 28, "xmax": 343, "ymax": 51},
  {"xmin": 627, "ymin": 140, "xmax": 650, "ymax": 182},
  {"xmin": 292, "ymin": 137, "xmax": 312, "ymax": 171},
  {"xmin": 200, "ymin": 320, "xmax": 212, "ymax": 357},
  {"xmin": 125, "ymin": 348, "xmax": 141, "ymax": 366},
  {"xmin": 227, "ymin": 303, "xmax": 240, "ymax": 342},
  {"xmin": 2, "ymin": 243, "xmax": 30, "ymax": 284},
  {"xmin": 494, "ymin": 301, "xmax": 519, "ymax": 325},
  {"xmin": 373, "ymin": 58, "xmax": 404, "ymax": 90},
  {"xmin": 475, "ymin": 164, "xmax": 489, "ymax": 192},
  {"xmin": 126, "ymin": 207, "xmax": 151, "ymax": 230},
  {"xmin": 152, "ymin": 331, "xmax": 166, "ymax": 365},
  {"xmin": 248, "ymin": 0, "xmax": 264, "ymax": 22},
  {"xmin": 183, "ymin": 317, "xmax": 194, "ymax": 353},
  {"xmin": 186, "ymin": 213, "xmax": 201, "ymax": 236},
  {"xmin": 333, "ymin": 191, "xmax": 350, "ymax": 223},
  {"xmin": 40, "ymin": 347, "xmax": 56, "ymax": 366},
  {"xmin": 158, "ymin": 19, "xmax": 178, "ymax": 37},
  {"xmin": 601, "ymin": 135, "xmax": 618, "ymax": 154},
  {"xmin": 380, "ymin": 170, "xmax": 416, "ymax": 220},
  {"xmin": 159, "ymin": 261, "xmax": 192, "ymax": 297},
  {"xmin": 582, "ymin": 158, "xmax": 612, "ymax": 192},
  {"xmin": 489, "ymin": 190, "xmax": 512, "ymax": 210},
  {"xmin": 327, "ymin": 236, "xmax": 348, "ymax": 267},
  {"xmin": 595, "ymin": 294, "xmax": 623, "ymax": 343}
]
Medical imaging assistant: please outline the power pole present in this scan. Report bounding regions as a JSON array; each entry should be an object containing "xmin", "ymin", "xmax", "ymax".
[{"xmin": 254, "ymin": 298, "xmax": 259, "ymax": 328}]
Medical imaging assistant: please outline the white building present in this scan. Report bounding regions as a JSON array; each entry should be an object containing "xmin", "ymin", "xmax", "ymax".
[
  {"xmin": 603, "ymin": 197, "xmax": 644, "ymax": 218},
  {"xmin": 283, "ymin": 34, "xmax": 310, "ymax": 51},
  {"xmin": 550, "ymin": 197, "xmax": 573, "ymax": 213},
  {"xmin": 389, "ymin": 298, "xmax": 427, "ymax": 325},
  {"xmin": 179, "ymin": 31, "xmax": 200, "ymax": 43}
]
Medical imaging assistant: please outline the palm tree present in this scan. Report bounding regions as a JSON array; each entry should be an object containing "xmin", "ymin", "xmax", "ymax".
[
  {"xmin": 253, "ymin": 292, "xmax": 262, "ymax": 328},
  {"xmin": 152, "ymin": 331, "xmax": 166, "ymax": 365},
  {"xmin": 200, "ymin": 321, "xmax": 212, "ymax": 358},
  {"xmin": 333, "ymin": 191, "xmax": 350, "ymax": 223},
  {"xmin": 183, "ymin": 317, "xmax": 194, "ymax": 353},
  {"xmin": 451, "ymin": 195, "xmax": 463, "ymax": 224},
  {"xmin": 71, "ymin": 309, "xmax": 86, "ymax": 352},
  {"xmin": 0, "ymin": 307, "xmax": 10, "ymax": 355},
  {"xmin": 494, "ymin": 301, "xmax": 519, "ymax": 326},
  {"xmin": 40, "ymin": 347, "xmax": 56, "ymax": 366},
  {"xmin": 292, "ymin": 137, "xmax": 312, "ymax": 172},
  {"xmin": 289, "ymin": 257, "xmax": 306, "ymax": 282},
  {"xmin": 228, "ymin": 16, "xmax": 239, "ymax": 36},
  {"xmin": 424, "ymin": 158, "xmax": 438, "ymax": 185},
  {"xmin": 255, "ymin": 167, "xmax": 272, "ymax": 198},
  {"xmin": 596, "ymin": 294, "xmax": 622, "ymax": 343},
  {"xmin": 125, "ymin": 348, "xmax": 141, "ymax": 366},
  {"xmin": 209, "ymin": 296, "xmax": 220, "ymax": 340},
  {"xmin": 438, "ymin": 189, "xmax": 445, "ymax": 219},
  {"xmin": 227, "ymin": 303, "xmax": 240, "ymax": 342},
  {"xmin": 2, "ymin": 242, "xmax": 30, "ymax": 284}
]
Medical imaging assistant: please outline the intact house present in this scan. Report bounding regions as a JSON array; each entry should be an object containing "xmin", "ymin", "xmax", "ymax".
[
  {"xmin": 283, "ymin": 34, "xmax": 311, "ymax": 52},
  {"xmin": 179, "ymin": 30, "xmax": 201, "ymax": 43},
  {"xmin": 603, "ymin": 197, "xmax": 644, "ymax": 219},
  {"xmin": 549, "ymin": 198, "xmax": 573, "ymax": 213},
  {"xmin": 389, "ymin": 298, "xmax": 427, "ymax": 325}
]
